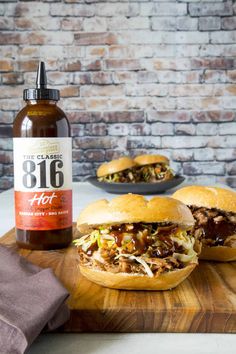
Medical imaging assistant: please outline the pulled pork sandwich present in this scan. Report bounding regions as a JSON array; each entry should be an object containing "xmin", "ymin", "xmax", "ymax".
[
  {"xmin": 97, "ymin": 157, "xmax": 138, "ymax": 183},
  {"xmin": 74, "ymin": 194, "xmax": 198, "ymax": 290},
  {"xmin": 97, "ymin": 154, "xmax": 174, "ymax": 183},
  {"xmin": 133, "ymin": 154, "xmax": 175, "ymax": 183},
  {"xmin": 173, "ymin": 186, "xmax": 236, "ymax": 262}
]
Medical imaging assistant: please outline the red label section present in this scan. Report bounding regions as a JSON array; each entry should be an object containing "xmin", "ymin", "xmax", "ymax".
[{"xmin": 15, "ymin": 190, "xmax": 72, "ymax": 230}]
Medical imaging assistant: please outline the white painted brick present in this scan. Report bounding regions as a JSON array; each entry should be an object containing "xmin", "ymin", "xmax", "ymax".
[
  {"xmin": 189, "ymin": 2, "xmax": 232, "ymax": 16},
  {"xmin": 227, "ymin": 161, "xmax": 236, "ymax": 175},
  {"xmin": 0, "ymin": 98, "xmax": 22, "ymax": 111},
  {"xmin": 0, "ymin": 46, "xmax": 18, "ymax": 58},
  {"xmin": 219, "ymin": 122, "xmax": 236, "ymax": 135},
  {"xmin": 175, "ymin": 45, "xmax": 199, "ymax": 57},
  {"xmin": 216, "ymin": 148, "xmax": 236, "ymax": 161},
  {"xmin": 169, "ymin": 161, "xmax": 182, "ymax": 174},
  {"xmin": 152, "ymin": 17, "xmax": 176, "ymax": 31},
  {"xmin": 176, "ymin": 16, "xmax": 198, "ymax": 31},
  {"xmin": 177, "ymin": 97, "xmax": 220, "ymax": 110},
  {"xmin": 127, "ymin": 136, "xmax": 161, "ymax": 149},
  {"xmin": 208, "ymin": 136, "xmax": 236, "ymax": 148},
  {"xmin": 222, "ymin": 97, "xmax": 236, "ymax": 109},
  {"xmin": 126, "ymin": 84, "xmax": 168, "ymax": 97},
  {"xmin": 95, "ymin": 3, "xmax": 139, "ymax": 17},
  {"xmin": 108, "ymin": 17, "xmax": 149, "ymax": 30},
  {"xmin": 108, "ymin": 124, "xmax": 129, "ymax": 136},
  {"xmin": 83, "ymin": 17, "xmax": 107, "ymax": 32},
  {"xmin": 40, "ymin": 46, "xmax": 64, "ymax": 58},
  {"xmin": 140, "ymin": 2, "xmax": 187, "ymax": 16},
  {"xmin": 175, "ymin": 31, "xmax": 209, "ymax": 44},
  {"xmin": 151, "ymin": 123, "xmax": 174, "ymax": 136},
  {"xmin": 147, "ymin": 111, "xmax": 191, "ymax": 123},
  {"xmin": 129, "ymin": 124, "xmax": 151, "ymax": 136},
  {"xmin": 50, "ymin": 4, "xmax": 94, "ymax": 17},
  {"xmin": 211, "ymin": 31, "xmax": 236, "ymax": 44},
  {"xmin": 130, "ymin": 97, "xmax": 176, "ymax": 110},
  {"xmin": 184, "ymin": 162, "xmax": 225, "ymax": 175},
  {"xmin": 0, "ymin": 4, "xmax": 4, "ymax": 16},
  {"xmin": 172, "ymin": 149, "xmax": 193, "ymax": 162},
  {"xmin": 162, "ymin": 136, "xmax": 208, "ymax": 148},
  {"xmin": 122, "ymin": 31, "xmax": 209, "ymax": 44},
  {"xmin": 6, "ymin": 2, "xmax": 49, "ymax": 17},
  {"xmin": 199, "ymin": 16, "xmax": 221, "ymax": 31},
  {"xmin": 194, "ymin": 148, "xmax": 215, "ymax": 161},
  {"xmin": 196, "ymin": 123, "xmax": 218, "ymax": 135},
  {"xmin": 175, "ymin": 124, "xmax": 196, "ymax": 135},
  {"xmin": 199, "ymin": 44, "xmax": 236, "ymax": 57}
]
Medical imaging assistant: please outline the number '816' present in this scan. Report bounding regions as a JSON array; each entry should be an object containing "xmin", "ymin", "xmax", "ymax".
[{"xmin": 22, "ymin": 160, "xmax": 64, "ymax": 189}]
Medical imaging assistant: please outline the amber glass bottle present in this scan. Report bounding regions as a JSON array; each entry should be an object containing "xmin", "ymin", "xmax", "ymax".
[{"xmin": 13, "ymin": 62, "xmax": 72, "ymax": 250}]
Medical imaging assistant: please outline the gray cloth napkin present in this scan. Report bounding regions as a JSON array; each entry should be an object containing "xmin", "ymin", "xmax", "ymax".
[{"xmin": 0, "ymin": 245, "xmax": 70, "ymax": 354}]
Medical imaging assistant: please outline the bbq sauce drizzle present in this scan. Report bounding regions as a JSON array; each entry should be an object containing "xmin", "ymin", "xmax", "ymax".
[{"xmin": 85, "ymin": 223, "xmax": 183, "ymax": 258}]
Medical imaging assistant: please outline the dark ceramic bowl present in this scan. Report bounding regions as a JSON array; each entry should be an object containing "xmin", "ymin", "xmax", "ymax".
[{"xmin": 86, "ymin": 175, "xmax": 185, "ymax": 195}]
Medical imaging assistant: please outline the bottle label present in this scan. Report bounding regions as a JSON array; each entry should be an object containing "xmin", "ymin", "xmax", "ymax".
[{"xmin": 13, "ymin": 137, "xmax": 72, "ymax": 230}]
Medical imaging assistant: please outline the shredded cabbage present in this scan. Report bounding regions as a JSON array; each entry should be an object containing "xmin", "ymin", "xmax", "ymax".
[
  {"xmin": 171, "ymin": 231, "xmax": 197, "ymax": 263},
  {"xmin": 173, "ymin": 249, "xmax": 197, "ymax": 263},
  {"xmin": 171, "ymin": 231, "xmax": 194, "ymax": 250},
  {"xmin": 73, "ymin": 230, "xmax": 100, "ymax": 252}
]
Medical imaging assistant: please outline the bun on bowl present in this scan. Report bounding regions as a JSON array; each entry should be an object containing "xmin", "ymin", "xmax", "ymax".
[
  {"xmin": 97, "ymin": 157, "xmax": 136, "ymax": 181},
  {"xmin": 134, "ymin": 154, "xmax": 170, "ymax": 166},
  {"xmin": 74, "ymin": 194, "xmax": 198, "ymax": 290},
  {"xmin": 172, "ymin": 186, "xmax": 236, "ymax": 262},
  {"xmin": 97, "ymin": 154, "xmax": 174, "ymax": 184},
  {"xmin": 132, "ymin": 154, "xmax": 174, "ymax": 183}
]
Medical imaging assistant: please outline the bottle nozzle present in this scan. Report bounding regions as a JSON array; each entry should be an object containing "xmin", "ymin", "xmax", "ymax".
[
  {"xmin": 23, "ymin": 61, "xmax": 59, "ymax": 101},
  {"xmin": 36, "ymin": 61, "xmax": 47, "ymax": 89}
]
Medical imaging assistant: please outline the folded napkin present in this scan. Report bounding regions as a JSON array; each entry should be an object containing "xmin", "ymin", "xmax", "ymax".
[{"xmin": 0, "ymin": 245, "xmax": 70, "ymax": 354}]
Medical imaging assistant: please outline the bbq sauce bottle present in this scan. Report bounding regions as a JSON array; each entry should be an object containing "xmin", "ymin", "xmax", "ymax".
[{"xmin": 13, "ymin": 62, "xmax": 72, "ymax": 250}]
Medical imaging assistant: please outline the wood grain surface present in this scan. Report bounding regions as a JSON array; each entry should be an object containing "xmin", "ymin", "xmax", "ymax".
[{"xmin": 1, "ymin": 227, "xmax": 236, "ymax": 333}]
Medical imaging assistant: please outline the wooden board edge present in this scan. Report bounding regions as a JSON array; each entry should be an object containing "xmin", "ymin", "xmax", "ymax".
[{"xmin": 61, "ymin": 308, "xmax": 236, "ymax": 333}]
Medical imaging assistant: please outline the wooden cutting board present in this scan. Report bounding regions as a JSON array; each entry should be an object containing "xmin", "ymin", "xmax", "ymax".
[{"xmin": 1, "ymin": 227, "xmax": 236, "ymax": 333}]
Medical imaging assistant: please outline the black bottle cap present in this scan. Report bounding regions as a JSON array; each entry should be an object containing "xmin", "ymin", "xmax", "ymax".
[{"xmin": 23, "ymin": 62, "xmax": 60, "ymax": 101}]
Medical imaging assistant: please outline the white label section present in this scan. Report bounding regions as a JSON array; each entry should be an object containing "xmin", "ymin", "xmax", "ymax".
[{"xmin": 14, "ymin": 137, "xmax": 72, "ymax": 192}]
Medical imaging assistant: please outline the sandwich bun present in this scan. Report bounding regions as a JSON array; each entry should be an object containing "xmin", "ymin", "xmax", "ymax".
[
  {"xmin": 97, "ymin": 157, "xmax": 136, "ymax": 178},
  {"xmin": 134, "ymin": 154, "xmax": 169, "ymax": 166},
  {"xmin": 200, "ymin": 245, "xmax": 236, "ymax": 262},
  {"xmin": 79, "ymin": 263, "xmax": 197, "ymax": 290},
  {"xmin": 172, "ymin": 185, "xmax": 236, "ymax": 214},
  {"xmin": 173, "ymin": 185, "xmax": 236, "ymax": 262},
  {"xmin": 77, "ymin": 194, "xmax": 195, "ymax": 234}
]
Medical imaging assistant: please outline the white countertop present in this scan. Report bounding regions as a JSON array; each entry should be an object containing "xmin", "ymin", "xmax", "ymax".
[{"xmin": 0, "ymin": 182, "xmax": 235, "ymax": 354}]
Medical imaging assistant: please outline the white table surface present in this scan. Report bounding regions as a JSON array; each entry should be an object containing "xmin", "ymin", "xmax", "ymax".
[{"xmin": 0, "ymin": 182, "xmax": 235, "ymax": 354}]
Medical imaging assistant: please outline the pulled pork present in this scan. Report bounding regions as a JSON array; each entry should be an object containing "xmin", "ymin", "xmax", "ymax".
[
  {"xmin": 189, "ymin": 205, "xmax": 236, "ymax": 248},
  {"xmin": 98, "ymin": 163, "xmax": 174, "ymax": 183},
  {"xmin": 74, "ymin": 223, "xmax": 197, "ymax": 277}
]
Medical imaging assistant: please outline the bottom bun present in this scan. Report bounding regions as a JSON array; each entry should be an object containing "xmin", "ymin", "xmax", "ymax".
[
  {"xmin": 200, "ymin": 245, "xmax": 236, "ymax": 262},
  {"xmin": 79, "ymin": 263, "xmax": 197, "ymax": 291}
]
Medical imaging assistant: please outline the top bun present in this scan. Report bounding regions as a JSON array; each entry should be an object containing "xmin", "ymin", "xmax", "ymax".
[
  {"xmin": 134, "ymin": 154, "xmax": 169, "ymax": 166},
  {"xmin": 97, "ymin": 157, "xmax": 136, "ymax": 177},
  {"xmin": 173, "ymin": 185, "xmax": 236, "ymax": 213},
  {"xmin": 77, "ymin": 194, "xmax": 194, "ymax": 233}
]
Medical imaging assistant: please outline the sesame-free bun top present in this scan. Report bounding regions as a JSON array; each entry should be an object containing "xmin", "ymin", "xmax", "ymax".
[
  {"xmin": 134, "ymin": 154, "xmax": 169, "ymax": 166},
  {"xmin": 97, "ymin": 157, "xmax": 136, "ymax": 177},
  {"xmin": 172, "ymin": 186, "xmax": 236, "ymax": 213},
  {"xmin": 77, "ymin": 194, "xmax": 194, "ymax": 233}
]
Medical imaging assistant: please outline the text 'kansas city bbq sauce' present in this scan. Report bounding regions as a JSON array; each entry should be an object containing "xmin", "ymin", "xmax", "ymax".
[{"xmin": 13, "ymin": 62, "xmax": 72, "ymax": 250}]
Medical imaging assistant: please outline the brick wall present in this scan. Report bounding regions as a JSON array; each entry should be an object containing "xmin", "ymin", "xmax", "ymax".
[{"xmin": 0, "ymin": 0, "xmax": 236, "ymax": 191}]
